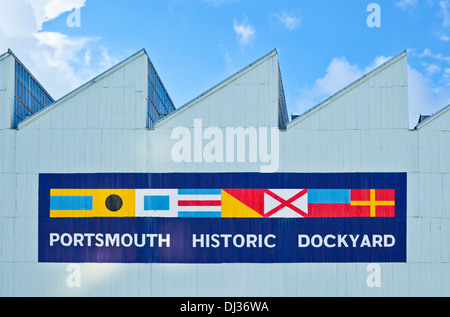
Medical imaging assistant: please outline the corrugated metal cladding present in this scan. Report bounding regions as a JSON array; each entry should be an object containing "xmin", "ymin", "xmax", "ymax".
[{"xmin": 0, "ymin": 47, "xmax": 449, "ymax": 297}]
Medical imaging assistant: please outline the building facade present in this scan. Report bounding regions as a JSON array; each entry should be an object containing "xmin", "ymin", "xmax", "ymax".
[{"xmin": 0, "ymin": 48, "xmax": 449, "ymax": 296}]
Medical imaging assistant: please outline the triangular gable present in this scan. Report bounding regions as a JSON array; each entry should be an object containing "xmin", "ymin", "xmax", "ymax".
[
  {"xmin": 414, "ymin": 104, "xmax": 450, "ymax": 130},
  {"xmin": 18, "ymin": 49, "xmax": 149, "ymax": 130},
  {"xmin": 154, "ymin": 49, "xmax": 284, "ymax": 129},
  {"xmin": 287, "ymin": 50, "xmax": 409, "ymax": 130}
]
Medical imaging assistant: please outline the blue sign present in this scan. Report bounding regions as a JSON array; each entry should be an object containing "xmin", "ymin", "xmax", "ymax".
[{"xmin": 38, "ymin": 173, "xmax": 407, "ymax": 263}]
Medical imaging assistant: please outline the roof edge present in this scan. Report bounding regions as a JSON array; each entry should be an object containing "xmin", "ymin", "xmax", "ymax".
[
  {"xmin": 18, "ymin": 48, "xmax": 148, "ymax": 130},
  {"xmin": 0, "ymin": 51, "xmax": 10, "ymax": 63},
  {"xmin": 286, "ymin": 50, "xmax": 408, "ymax": 130},
  {"xmin": 153, "ymin": 48, "xmax": 278, "ymax": 128},
  {"xmin": 414, "ymin": 104, "xmax": 450, "ymax": 130}
]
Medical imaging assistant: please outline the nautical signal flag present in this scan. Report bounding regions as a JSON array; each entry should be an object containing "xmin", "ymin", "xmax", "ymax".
[
  {"xmin": 49, "ymin": 188, "xmax": 395, "ymax": 218},
  {"xmin": 135, "ymin": 189, "xmax": 221, "ymax": 218},
  {"xmin": 350, "ymin": 189, "xmax": 395, "ymax": 217},
  {"xmin": 176, "ymin": 189, "xmax": 222, "ymax": 218},
  {"xmin": 308, "ymin": 189, "xmax": 395, "ymax": 217},
  {"xmin": 49, "ymin": 189, "xmax": 135, "ymax": 218},
  {"xmin": 221, "ymin": 189, "xmax": 308, "ymax": 218},
  {"xmin": 135, "ymin": 189, "xmax": 177, "ymax": 217}
]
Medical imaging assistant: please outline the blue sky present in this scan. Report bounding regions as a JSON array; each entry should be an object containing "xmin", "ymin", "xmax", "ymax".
[{"xmin": 0, "ymin": 0, "xmax": 449, "ymax": 127}]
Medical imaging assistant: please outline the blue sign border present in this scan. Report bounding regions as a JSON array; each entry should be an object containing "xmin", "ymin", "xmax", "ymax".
[{"xmin": 38, "ymin": 173, "xmax": 407, "ymax": 263}]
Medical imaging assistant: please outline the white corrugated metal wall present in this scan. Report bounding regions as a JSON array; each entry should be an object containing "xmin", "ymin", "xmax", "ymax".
[{"xmin": 0, "ymin": 49, "xmax": 449, "ymax": 296}]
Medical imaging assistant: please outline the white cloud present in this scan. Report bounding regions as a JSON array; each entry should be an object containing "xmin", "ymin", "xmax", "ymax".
[
  {"xmin": 416, "ymin": 48, "xmax": 450, "ymax": 63},
  {"xmin": 395, "ymin": 0, "xmax": 418, "ymax": 9},
  {"xmin": 0, "ymin": 0, "xmax": 117, "ymax": 100},
  {"xmin": 98, "ymin": 46, "xmax": 119, "ymax": 70},
  {"xmin": 408, "ymin": 65, "xmax": 450, "ymax": 127},
  {"xmin": 220, "ymin": 44, "xmax": 232, "ymax": 66},
  {"xmin": 434, "ymin": 1, "xmax": 450, "ymax": 42},
  {"xmin": 34, "ymin": 31, "xmax": 91, "ymax": 65},
  {"xmin": 294, "ymin": 55, "xmax": 449, "ymax": 129},
  {"xmin": 295, "ymin": 56, "xmax": 390, "ymax": 114},
  {"xmin": 439, "ymin": 0, "xmax": 450, "ymax": 26},
  {"xmin": 233, "ymin": 18, "xmax": 255, "ymax": 47},
  {"xmin": 444, "ymin": 68, "xmax": 450, "ymax": 85},
  {"xmin": 409, "ymin": 48, "xmax": 450, "ymax": 123},
  {"xmin": 84, "ymin": 50, "xmax": 91, "ymax": 66},
  {"xmin": 413, "ymin": 48, "xmax": 450, "ymax": 83},
  {"xmin": 310, "ymin": 57, "xmax": 361, "ymax": 96},
  {"xmin": 294, "ymin": 57, "xmax": 362, "ymax": 118},
  {"xmin": 0, "ymin": 0, "xmax": 38, "ymax": 37},
  {"xmin": 424, "ymin": 63, "xmax": 442, "ymax": 75},
  {"xmin": 275, "ymin": 11, "xmax": 301, "ymax": 30},
  {"xmin": 28, "ymin": 0, "xmax": 86, "ymax": 30}
]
